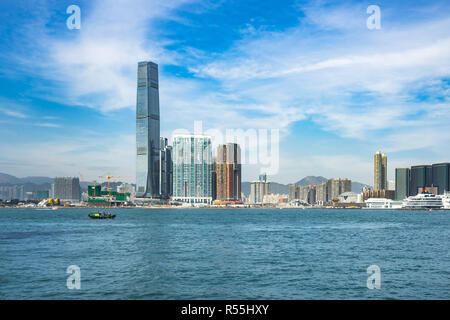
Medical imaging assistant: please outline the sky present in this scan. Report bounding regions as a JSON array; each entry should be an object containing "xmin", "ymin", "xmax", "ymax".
[{"xmin": 0, "ymin": 0, "xmax": 449, "ymax": 185}]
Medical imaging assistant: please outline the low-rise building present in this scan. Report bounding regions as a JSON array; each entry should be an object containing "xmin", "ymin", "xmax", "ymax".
[{"xmin": 365, "ymin": 198, "xmax": 403, "ymax": 209}]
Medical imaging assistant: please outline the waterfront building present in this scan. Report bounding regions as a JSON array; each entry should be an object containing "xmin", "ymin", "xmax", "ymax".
[
  {"xmin": 363, "ymin": 189, "xmax": 395, "ymax": 201},
  {"xmin": 53, "ymin": 177, "xmax": 81, "ymax": 202},
  {"xmin": 394, "ymin": 162, "xmax": 450, "ymax": 196},
  {"xmin": 336, "ymin": 192, "xmax": 363, "ymax": 203},
  {"xmin": 316, "ymin": 182, "xmax": 328, "ymax": 205},
  {"xmin": 0, "ymin": 185, "xmax": 23, "ymax": 201},
  {"xmin": 136, "ymin": 61, "xmax": 160, "ymax": 198},
  {"xmin": 288, "ymin": 184, "xmax": 297, "ymax": 202},
  {"xmin": 365, "ymin": 198, "xmax": 403, "ymax": 209},
  {"xmin": 409, "ymin": 165, "xmax": 432, "ymax": 196},
  {"xmin": 249, "ymin": 175, "xmax": 270, "ymax": 204},
  {"xmin": 431, "ymin": 163, "xmax": 450, "ymax": 195},
  {"xmin": 215, "ymin": 143, "xmax": 241, "ymax": 201},
  {"xmin": 374, "ymin": 151, "xmax": 387, "ymax": 191},
  {"xmin": 159, "ymin": 137, "xmax": 173, "ymax": 199},
  {"xmin": 211, "ymin": 158, "xmax": 217, "ymax": 200},
  {"xmin": 288, "ymin": 184, "xmax": 316, "ymax": 204},
  {"xmin": 327, "ymin": 178, "xmax": 351, "ymax": 202},
  {"xmin": 172, "ymin": 134, "xmax": 213, "ymax": 204},
  {"xmin": 263, "ymin": 193, "xmax": 288, "ymax": 205},
  {"xmin": 395, "ymin": 168, "xmax": 410, "ymax": 200}
]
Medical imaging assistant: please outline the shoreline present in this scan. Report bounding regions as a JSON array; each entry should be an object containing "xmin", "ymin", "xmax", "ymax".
[{"xmin": 1, "ymin": 206, "xmax": 449, "ymax": 211}]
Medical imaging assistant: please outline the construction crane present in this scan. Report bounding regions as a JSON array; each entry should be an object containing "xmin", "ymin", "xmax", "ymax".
[
  {"xmin": 79, "ymin": 172, "xmax": 101, "ymax": 200},
  {"xmin": 98, "ymin": 175, "xmax": 129, "ymax": 207}
]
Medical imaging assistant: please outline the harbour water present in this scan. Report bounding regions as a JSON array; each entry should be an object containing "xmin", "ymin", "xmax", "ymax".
[{"xmin": 0, "ymin": 208, "xmax": 448, "ymax": 299}]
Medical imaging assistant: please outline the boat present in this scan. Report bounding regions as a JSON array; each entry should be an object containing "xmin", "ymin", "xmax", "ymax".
[
  {"xmin": 442, "ymin": 191, "xmax": 450, "ymax": 209},
  {"xmin": 402, "ymin": 190, "xmax": 443, "ymax": 209},
  {"xmin": 52, "ymin": 207, "xmax": 59, "ymax": 210},
  {"xmin": 88, "ymin": 211, "xmax": 116, "ymax": 219}
]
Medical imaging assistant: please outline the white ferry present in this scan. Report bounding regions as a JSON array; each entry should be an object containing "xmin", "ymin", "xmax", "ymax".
[
  {"xmin": 442, "ymin": 191, "xmax": 450, "ymax": 209},
  {"xmin": 402, "ymin": 190, "xmax": 443, "ymax": 209}
]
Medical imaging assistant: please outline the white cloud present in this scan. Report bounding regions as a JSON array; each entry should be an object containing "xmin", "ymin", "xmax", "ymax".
[
  {"xmin": 17, "ymin": 0, "xmax": 197, "ymax": 112},
  {"xmin": 3, "ymin": 0, "xmax": 449, "ymax": 182},
  {"xmin": 0, "ymin": 132, "xmax": 136, "ymax": 181},
  {"xmin": 0, "ymin": 102, "xmax": 28, "ymax": 119}
]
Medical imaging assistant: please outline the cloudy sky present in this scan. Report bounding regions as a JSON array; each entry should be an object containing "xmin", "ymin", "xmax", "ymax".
[{"xmin": 0, "ymin": 0, "xmax": 449, "ymax": 184}]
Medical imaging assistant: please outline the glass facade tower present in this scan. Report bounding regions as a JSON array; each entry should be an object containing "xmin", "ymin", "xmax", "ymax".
[
  {"xmin": 172, "ymin": 134, "xmax": 212, "ymax": 204},
  {"xmin": 395, "ymin": 168, "xmax": 410, "ymax": 200},
  {"xmin": 431, "ymin": 163, "xmax": 449, "ymax": 194},
  {"xmin": 409, "ymin": 165, "xmax": 432, "ymax": 196},
  {"xmin": 136, "ymin": 61, "xmax": 160, "ymax": 198}
]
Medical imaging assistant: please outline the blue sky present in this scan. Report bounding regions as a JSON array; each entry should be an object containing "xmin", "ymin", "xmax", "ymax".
[{"xmin": 0, "ymin": 0, "xmax": 449, "ymax": 184}]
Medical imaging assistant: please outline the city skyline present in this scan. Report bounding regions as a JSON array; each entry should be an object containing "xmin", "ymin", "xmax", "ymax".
[{"xmin": 0, "ymin": 0, "xmax": 449, "ymax": 184}]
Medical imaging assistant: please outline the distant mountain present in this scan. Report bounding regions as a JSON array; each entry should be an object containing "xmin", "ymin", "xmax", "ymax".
[
  {"xmin": 294, "ymin": 176, "xmax": 328, "ymax": 186},
  {"xmin": 0, "ymin": 173, "xmax": 22, "ymax": 184},
  {"xmin": 20, "ymin": 176, "xmax": 54, "ymax": 184},
  {"xmin": 0, "ymin": 173, "xmax": 53, "ymax": 185}
]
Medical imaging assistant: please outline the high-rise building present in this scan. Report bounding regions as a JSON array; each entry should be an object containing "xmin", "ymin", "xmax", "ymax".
[
  {"xmin": 211, "ymin": 157, "xmax": 217, "ymax": 200},
  {"xmin": 289, "ymin": 185, "xmax": 317, "ymax": 204},
  {"xmin": 395, "ymin": 168, "xmax": 410, "ymax": 200},
  {"xmin": 288, "ymin": 185, "xmax": 298, "ymax": 202},
  {"xmin": 53, "ymin": 177, "xmax": 80, "ymax": 202},
  {"xmin": 249, "ymin": 180, "xmax": 270, "ymax": 204},
  {"xmin": 409, "ymin": 165, "xmax": 432, "ymax": 196},
  {"xmin": 136, "ymin": 61, "xmax": 160, "ymax": 198},
  {"xmin": 159, "ymin": 137, "xmax": 173, "ymax": 199},
  {"xmin": 215, "ymin": 143, "xmax": 241, "ymax": 201},
  {"xmin": 316, "ymin": 182, "xmax": 328, "ymax": 205},
  {"xmin": 327, "ymin": 178, "xmax": 351, "ymax": 201},
  {"xmin": 172, "ymin": 134, "xmax": 213, "ymax": 204},
  {"xmin": 374, "ymin": 151, "xmax": 387, "ymax": 191},
  {"xmin": 431, "ymin": 163, "xmax": 450, "ymax": 195}
]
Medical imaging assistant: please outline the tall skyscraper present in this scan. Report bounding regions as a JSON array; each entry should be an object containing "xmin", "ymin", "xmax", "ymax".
[
  {"xmin": 431, "ymin": 163, "xmax": 449, "ymax": 195},
  {"xmin": 172, "ymin": 134, "xmax": 213, "ymax": 204},
  {"xmin": 374, "ymin": 151, "xmax": 387, "ymax": 191},
  {"xmin": 136, "ymin": 61, "xmax": 160, "ymax": 198},
  {"xmin": 216, "ymin": 143, "xmax": 241, "ymax": 201},
  {"xmin": 394, "ymin": 162, "xmax": 449, "ymax": 196},
  {"xmin": 409, "ymin": 165, "xmax": 432, "ymax": 196},
  {"xmin": 159, "ymin": 137, "xmax": 173, "ymax": 199},
  {"xmin": 395, "ymin": 167, "xmax": 410, "ymax": 200}
]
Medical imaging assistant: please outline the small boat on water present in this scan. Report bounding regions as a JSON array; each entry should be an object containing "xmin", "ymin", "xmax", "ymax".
[{"xmin": 88, "ymin": 211, "xmax": 116, "ymax": 219}]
